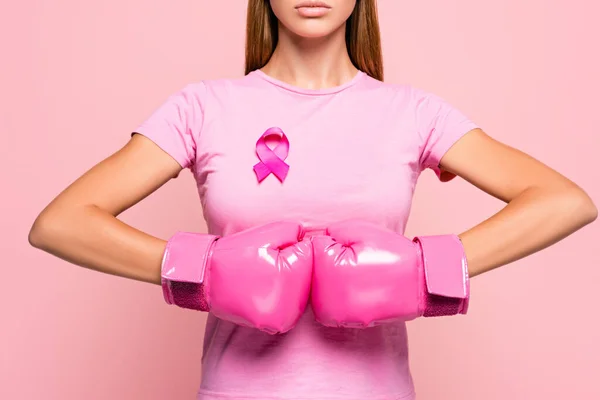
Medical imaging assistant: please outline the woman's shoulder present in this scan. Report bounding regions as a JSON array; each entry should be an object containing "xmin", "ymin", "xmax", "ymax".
[
  {"xmin": 167, "ymin": 75, "xmax": 252, "ymax": 110},
  {"xmin": 358, "ymin": 74, "xmax": 435, "ymax": 104},
  {"xmin": 178, "ymin": 73, "xmax": 270, "ymax": 101},
  {"xmin": 195, "ymin": 73, "xmax": 266, "ymax": 90}
]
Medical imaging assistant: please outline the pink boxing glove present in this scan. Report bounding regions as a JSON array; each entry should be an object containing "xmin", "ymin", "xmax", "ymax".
[
  {"xmin": 161, "ymin": 222, "xmax": 313, "ymax": 334},
  {"xmin": 311, "ymin": 220, "xmax": 469, "ymax": 328}
]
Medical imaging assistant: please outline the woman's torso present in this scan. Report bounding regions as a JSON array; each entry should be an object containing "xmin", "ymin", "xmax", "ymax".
[
  {"xmin": 191, "ymin": 71, "xmax": 422, "ymax": 400},
  {"xmin": 167, "ymin": 70, "xmax": 462, "ymax": 399}
]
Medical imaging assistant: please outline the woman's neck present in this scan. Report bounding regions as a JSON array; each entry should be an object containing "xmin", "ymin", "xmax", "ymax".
[{"xmin": 261, "ymin": 24, "xmax": 358, "ymax": 90}]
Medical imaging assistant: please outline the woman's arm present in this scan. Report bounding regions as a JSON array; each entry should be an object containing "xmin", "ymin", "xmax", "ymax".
[
  {"xmin": 440, "ymin": 129, "xmax": 597, "ymax": 277},
  {"xmin": 28, "ymin": 134, "xmax": 183, "ymax": 285}
]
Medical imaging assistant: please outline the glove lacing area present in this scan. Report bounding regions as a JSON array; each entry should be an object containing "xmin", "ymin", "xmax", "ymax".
[
  {"xmin": 414, "ymin": 235, "xmax": 470, "ymax": 318},
  {"xmin": 168, "ymin": 280, "xmax": 210, "ymax": 311},
  {"xmin": 423, "ymin": 289, "xmax": 466, "ymax": 317},
  {"xmin": 161, "ymin": 233, "xmax": 220, "ymax": 312}
]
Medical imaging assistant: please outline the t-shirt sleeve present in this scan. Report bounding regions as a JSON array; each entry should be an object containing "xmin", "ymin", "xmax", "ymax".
[
  {"xmin": 133, "ymin": 82, "xmax": 206, "ymax": 169},
  {"xmin": 415, "ymin": 88, "xmax": 478, "ymax": 181}
]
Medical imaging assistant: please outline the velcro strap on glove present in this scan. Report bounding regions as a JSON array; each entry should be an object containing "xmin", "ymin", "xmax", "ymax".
[
  {"xmin": 413, "ymin": 235, "xmax": 470, "ymax": 317},
  {"xmin": 161, "ymin": 232, "xmax": 219, "ymax": 311}
]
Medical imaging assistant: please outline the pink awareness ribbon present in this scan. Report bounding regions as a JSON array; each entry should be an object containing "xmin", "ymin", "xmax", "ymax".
[{"xmin": 253, "ymin": 127, "xmax": 290, "ymax": 183}]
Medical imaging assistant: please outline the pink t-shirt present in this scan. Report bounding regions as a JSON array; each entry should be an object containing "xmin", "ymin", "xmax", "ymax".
[{"xmin": 135, "ymin": 70, "xmax": 478, "ymax": 400}]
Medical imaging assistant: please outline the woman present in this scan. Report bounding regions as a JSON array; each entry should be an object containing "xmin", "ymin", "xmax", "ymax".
[{"xmin": 29, "ymin": 1, "xmax": 596, "ymax": 399}]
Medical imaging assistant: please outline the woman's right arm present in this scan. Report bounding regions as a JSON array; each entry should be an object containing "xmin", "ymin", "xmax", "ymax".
[{"xmin": 28, "ymin": 134, "xmax": 184, "ymax": 285}]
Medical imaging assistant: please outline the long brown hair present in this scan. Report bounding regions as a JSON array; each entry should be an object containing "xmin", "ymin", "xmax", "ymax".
[{"xmin": 245, "ymin": 0, "xmax": 383, "ymax": 81}]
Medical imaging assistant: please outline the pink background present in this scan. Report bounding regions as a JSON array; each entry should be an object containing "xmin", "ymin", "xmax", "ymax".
[{"xmin": 2, "ymin": 1, "xmax": 599, "ymax": 399}]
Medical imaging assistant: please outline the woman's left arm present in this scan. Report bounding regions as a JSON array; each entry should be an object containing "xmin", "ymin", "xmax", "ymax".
[{"xmin": 440, "ymin": 128, "xmax": 597, "ymax": 278}]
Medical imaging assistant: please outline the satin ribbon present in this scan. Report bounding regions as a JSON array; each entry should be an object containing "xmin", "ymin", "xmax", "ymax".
[{"xmin": 253, "ymin": 127, "xmax": 290, "ymax": 183}]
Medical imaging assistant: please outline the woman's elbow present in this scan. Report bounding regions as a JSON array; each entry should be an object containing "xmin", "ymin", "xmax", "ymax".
[
  {"xmin": 29, "ymin": 215, "xmax": 49, "ymax": 249},
  {"xmin": 564, "ymin": 186, "xmax": 597, "ymax": 226},
  {"xmin": 582, "ymin": 195, "xmax": 598, "ymax": 225},
  {"xmin": 28, "ymin": 211, "xmax": 63, "ymax": 250}
]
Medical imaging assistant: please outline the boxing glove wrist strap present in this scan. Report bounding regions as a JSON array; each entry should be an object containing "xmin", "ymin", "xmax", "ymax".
[
  {"xmin": 161, "ymin": 232, "xmax": 220, "ymax": 311},
  {"xmin": 413, "ymin": 235, "xmax": 470, "ymax": 317}
]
